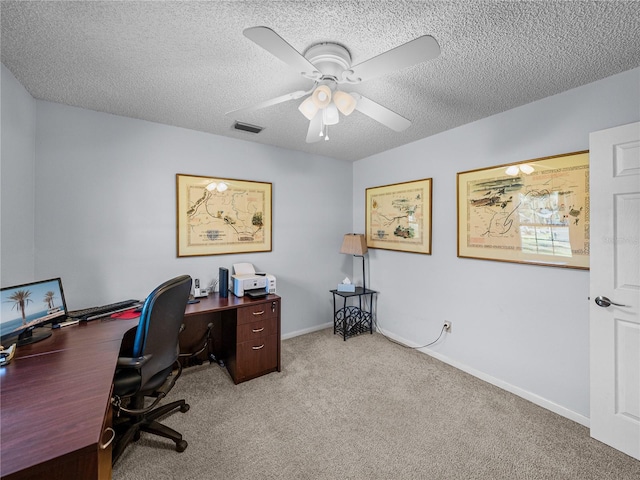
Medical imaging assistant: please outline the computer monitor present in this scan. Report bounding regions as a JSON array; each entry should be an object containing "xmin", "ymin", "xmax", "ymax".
[{"xmin": 1, "ymin": 278, "xmax": 68, "ymax": 346}]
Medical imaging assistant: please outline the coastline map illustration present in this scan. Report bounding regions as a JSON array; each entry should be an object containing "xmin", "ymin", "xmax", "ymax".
[
  {"xmin": 177, "ymin": 175, "xmax": 271, "ymax": 256},
  {"xmin": 459, "ymin": 152, "xmax": 589, "ymax": 268},
  {"xmin": 367, "ymin": 179, "xmax": 431, "ymax": 254}
]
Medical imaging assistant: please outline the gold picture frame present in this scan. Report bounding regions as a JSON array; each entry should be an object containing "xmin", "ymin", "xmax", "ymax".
[
  {"xmin": 457, "ymin": 150, "xmax": 589, "ymax": 269},
  {"xmin": 366, "ymin": 178, "xmax": 432, "ymax": 254},
  {"xmin": 176, "ymin": 174, "xmax": 272, "ymax": 257}
]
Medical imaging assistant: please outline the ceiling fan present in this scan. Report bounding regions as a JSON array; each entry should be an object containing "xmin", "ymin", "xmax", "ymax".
[{"xmin": 226, "ymin": 26, "xmax": 440, "ymax": 143}]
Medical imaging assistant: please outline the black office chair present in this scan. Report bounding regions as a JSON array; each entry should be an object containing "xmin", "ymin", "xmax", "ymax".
[{"xmin": 111, "ymin": 275, "xmax": 192, "ymax": 465}]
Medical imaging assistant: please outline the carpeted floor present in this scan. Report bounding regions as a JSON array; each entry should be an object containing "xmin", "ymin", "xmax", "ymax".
[{"xmin": 112, "ymin": 328, "xmax": 640, "ymax": 479}]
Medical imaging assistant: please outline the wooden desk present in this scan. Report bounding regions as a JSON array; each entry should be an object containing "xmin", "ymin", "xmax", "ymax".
[
  {"xmin": 183, "ymin": 293, "xmax": 281, "ymax": 384},
  {"xmin": 0, "ymin": 318, "xmax": 138, "ymax": 480},
  {"xmin": 0, "ymin": 293, "xmax": 281, "ymax": 479}
]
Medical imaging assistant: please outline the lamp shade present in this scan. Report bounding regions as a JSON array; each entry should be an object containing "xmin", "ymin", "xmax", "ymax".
[
  {"xmin": 323, "ymin": 103, "xmax": 339, "ymax": 125},
  {"xmin": 340, "ymin": 233, "xmax": 368, "ymax": 255},
  {"xmin": 333, "ymin": 90, "xmax": 357, "ymax": 116},
  {"xmin": 298, "ymin": 96, "xmax": 318, "ymax": 120},
  {"xmin": 311, "ymin": 85, "xmax": 332, "ymax": 108}
]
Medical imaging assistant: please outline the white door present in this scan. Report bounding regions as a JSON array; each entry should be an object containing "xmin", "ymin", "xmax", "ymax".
[{"xmin": 589, "ymin": 121, "xmax": 640, "ymax": 460}]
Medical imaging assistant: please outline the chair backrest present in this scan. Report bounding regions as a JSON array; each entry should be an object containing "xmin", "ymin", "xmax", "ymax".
[{"xmin": 132, "ymin": 275, "xmax": 192, "ymax": 387}]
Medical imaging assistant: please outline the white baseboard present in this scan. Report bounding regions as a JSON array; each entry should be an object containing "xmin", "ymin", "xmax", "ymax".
[
  {"xmin": 375, "ymin": 326, "xmax": 590, "ymax": 428},
  {"xmin": 282, "ymin": 322, "xmax": 333, "ymax": 341}
]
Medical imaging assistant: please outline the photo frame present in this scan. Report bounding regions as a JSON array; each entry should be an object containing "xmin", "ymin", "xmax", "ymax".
[
  {"xmin": 457, "ymin": 150, "xmax": 589, "ymax": 269},
  {"xmin": 366, "ymin": 178, "xmax": 432, "ymax": 254},
  {"xmin": 176, "ymin": 174, "xmax": 272, "ymax": 257}
]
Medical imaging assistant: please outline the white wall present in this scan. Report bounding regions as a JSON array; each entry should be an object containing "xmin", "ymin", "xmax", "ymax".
[
  {"xmin": 32, "ymin": 101, "xmax": 353, "ymax": 336},
  {"xmin": 1, "ymin": 64, "xmax": 36, "ymax": 285},
  {"xmin": 353, "ymin": 67, "xmax": 640, "ymax": 423},
  {"xmin": 0, "ymin": 64, "xmax": 354, "ymax": 336}
]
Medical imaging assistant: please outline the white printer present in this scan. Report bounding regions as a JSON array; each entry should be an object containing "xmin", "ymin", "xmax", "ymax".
[{"xmin": 231, "ymin": 263, "xmax": 276, "ymax": 297}]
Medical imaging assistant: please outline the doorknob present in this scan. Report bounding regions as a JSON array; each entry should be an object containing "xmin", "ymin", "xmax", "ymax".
[{"xmin": 595, "ymin": 296, "xmax": 629, "ymax": 308}]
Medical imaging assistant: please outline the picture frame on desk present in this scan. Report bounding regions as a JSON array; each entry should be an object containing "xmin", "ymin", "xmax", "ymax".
[
  {"xmin": 456, "ymin": 150, "xmax": 589, "ymax": 269},
  {"xmin": 176, "ymin": 174, "xmax": 272, "ymax": 257},
  {"xmin": 365, "ymin": 178, "xmax": 432, "ymax": 255}
]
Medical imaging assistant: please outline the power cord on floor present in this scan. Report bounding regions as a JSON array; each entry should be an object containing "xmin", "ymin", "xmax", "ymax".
[
  {"xmin": 356, "ymin": 287, "xmax": 447, "ymax": 349},
  {"xmin": 373, "ymin": 317, "xmax": 447, "ymax": 349}
]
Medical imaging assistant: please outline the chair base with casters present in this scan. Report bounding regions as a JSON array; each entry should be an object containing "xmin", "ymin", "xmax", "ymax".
[{"xmin": 112, "ymin": 360, "xmax": 189, "ymax": 464}]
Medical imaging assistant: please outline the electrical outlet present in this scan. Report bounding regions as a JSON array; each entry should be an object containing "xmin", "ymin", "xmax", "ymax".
[{"xmin": 443, "ymin": 321, "xmax": 451, "ymax": 332}]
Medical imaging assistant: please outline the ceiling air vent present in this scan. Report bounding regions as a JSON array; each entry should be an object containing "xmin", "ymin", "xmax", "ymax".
[{"xmin": 234, "ymin": 121, "xmax": 263, "ymax": 134}]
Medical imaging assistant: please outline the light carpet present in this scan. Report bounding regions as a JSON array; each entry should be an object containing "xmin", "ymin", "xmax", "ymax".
[{"xmin": 112, "ymin": 328, "xmax": 640, "ymax": 479}]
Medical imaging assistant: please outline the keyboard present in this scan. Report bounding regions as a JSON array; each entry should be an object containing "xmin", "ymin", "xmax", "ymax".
[{"xmin": 67, "ymin": 299, "xmax": 140, "ymax": 321}]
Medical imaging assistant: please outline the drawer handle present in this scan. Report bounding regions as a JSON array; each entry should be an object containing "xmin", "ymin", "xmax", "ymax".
[
  {"xmin": 252, "ymin": 327, "xmax": 265, "ymax": 333},
  {"xmin": 252, "ymin": 310, "xmax": 265, "ymax": 316},
  {"xmin": 252, "ymin": 344, "xmax": 265, "ymax": 350},
  {"xmin": 100, "ymin": 427, "xmax": 115, "ymax": 450}
]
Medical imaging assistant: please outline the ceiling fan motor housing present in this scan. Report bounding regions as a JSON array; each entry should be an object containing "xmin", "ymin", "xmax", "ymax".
[{"xmin": 304, "ymin": 43, "xmax": 352, "ymax": 81}]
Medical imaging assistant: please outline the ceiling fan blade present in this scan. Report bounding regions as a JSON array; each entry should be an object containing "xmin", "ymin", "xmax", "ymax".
[
  {"xmin": 306, "ymin": 111, "xmax": 323, "ymax": 143},
  {"xmin": 346, "ymin": 35, "xmax": 440, "ymax": 83},
  {"xmin": 244, "ymin": 26, "xmax": 319, "ymax": 78},
  {"xmin": 351, "ymin": 93, "xmax": 411, "ymax": 132},
  {"xmin": 226, "ymin": 90, "xmax": 310, "ymax": 116}
]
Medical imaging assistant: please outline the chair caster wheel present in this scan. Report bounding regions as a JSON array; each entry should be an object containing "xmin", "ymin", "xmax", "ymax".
[
  {"xmin": 176, "ymin": 440, "xmax": 188, "ymax": 452},
  {"xmin": 180, "ymin": 403, "xmax": 190, "ymax": 413}
]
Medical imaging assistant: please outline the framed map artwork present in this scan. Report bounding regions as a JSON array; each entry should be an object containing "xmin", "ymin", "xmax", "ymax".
[
  {"xmin": 457, "ymin": 150, "xmax": 589, "ymax": 269},
  {"xmin": 176, "ymin": 174, "xmax": 272, "ymax": 257},
  {"xmin": 366, "ymin": 178, "xmax": 432, "ymax": 254}
]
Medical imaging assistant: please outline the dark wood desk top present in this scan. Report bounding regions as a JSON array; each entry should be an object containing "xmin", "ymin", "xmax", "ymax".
[
  {"xmin": 0, "ymin": 318, "xmax": 138, "ymax": 478},
  {"xmin": 184, "ymin": 292, "xmax": 280, "ymax": 317},
  {"xmin": 1, "ymin": 294, "xmax": 281, "ymax": 478}
]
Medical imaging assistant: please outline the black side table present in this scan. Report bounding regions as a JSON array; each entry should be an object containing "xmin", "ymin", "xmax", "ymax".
[{"xmin": 330, "ymin": 287, "xmax": 377, "ymax": 340}]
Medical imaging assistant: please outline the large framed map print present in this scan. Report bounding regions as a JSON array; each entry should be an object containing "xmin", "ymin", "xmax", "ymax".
[
  {"xmin": 457, "ymin": 151, "xmax": 589, "ymax": 269},
  {"xmin": 176, "ymin": 174, "xmax": 272, "ymax": 257},
  {"xmin": 366, "ymin": 178, "xmax": 432, "ymax": 254}
]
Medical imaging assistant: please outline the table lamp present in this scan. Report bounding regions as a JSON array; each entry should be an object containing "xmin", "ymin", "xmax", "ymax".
[{"xmin": 340, "ymin": 233, "xmax": 368, "ymax": 292}]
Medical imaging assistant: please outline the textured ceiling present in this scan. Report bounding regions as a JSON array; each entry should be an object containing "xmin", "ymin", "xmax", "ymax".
[{"xmin": 2, "ymin": 1, "xmax": 639, "ymax": 162}]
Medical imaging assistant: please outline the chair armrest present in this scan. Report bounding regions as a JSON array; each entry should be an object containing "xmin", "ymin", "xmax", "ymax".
[{"xmin": 117, "ymin": 354, "xmax": 152, "ymax": 368}]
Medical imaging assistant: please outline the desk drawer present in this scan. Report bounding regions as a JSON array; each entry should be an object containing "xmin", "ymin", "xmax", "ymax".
[
  {"xmin": 237, "ymin": 317, "xmax": 277, "ymax": 343},
  {"xmin": 236, "ymin": 334, "xmax": 278, "ymax": 380},
  {"xmin": 237, "ymin": 301, "xmax": 278, "ymax": 325}
]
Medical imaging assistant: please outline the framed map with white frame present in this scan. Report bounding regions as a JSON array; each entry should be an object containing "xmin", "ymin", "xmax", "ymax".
[
  {"xmin": 366, "ymin": 178, "xmax": 432, "ymax": 254},
  {"xmin": 176, "ymin": 174, "xmax": 272, "ymax": 257},
  {"xmin": 457, "ymin": 150, "xmax": 589, "ymax": 269}
]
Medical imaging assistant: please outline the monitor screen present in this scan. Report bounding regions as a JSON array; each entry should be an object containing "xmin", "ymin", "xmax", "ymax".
[{"xmin": 1, "ymin": 278, "xmax": 68, "ymax": 346}]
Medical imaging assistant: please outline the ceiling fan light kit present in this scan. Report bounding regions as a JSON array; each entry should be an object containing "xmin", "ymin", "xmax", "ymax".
[
  {"xmin": 298, "ymin": 85, "xmax": 353, "ymax": 128},
  {"xmin": 228, "ymin": 26, "xmax": 441, "ymax": 143},
  {"xmin": 322, "ymin": 103, "xmax": 340, "ymax": 126},
  {"xmin": 298, "ymin": 96, "xmax": 318, "ymax": 120},
  {"xmin": 333, "ymin": 90, "xmax": 357, "ymax": 116},
  {"xmin": 311, "ymin": 84, "xmax": 332, "ymax": 108}
]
